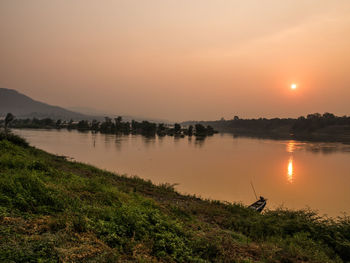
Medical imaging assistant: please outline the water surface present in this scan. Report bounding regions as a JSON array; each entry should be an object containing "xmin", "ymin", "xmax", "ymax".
[{"xmin": 14, "ymin": 129, "xmax": 350, "ymax": 217}]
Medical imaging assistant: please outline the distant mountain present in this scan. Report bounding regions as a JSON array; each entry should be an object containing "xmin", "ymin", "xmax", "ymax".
[
  {"xmin": 0, "ymin": 88, "xmax": 170, "ymax": 123},
  {"xmin": 0, "ymin": 88, "xmax": 90, "ymax": 120},
  {"xmin": 67, "ymin": 106, "xmax": 108, "ymax": 117}
]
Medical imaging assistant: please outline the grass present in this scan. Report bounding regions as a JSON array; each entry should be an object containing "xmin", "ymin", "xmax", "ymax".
[{"xmin": 0, "ymin": 132, "xmax": 350, "ymax": 262}]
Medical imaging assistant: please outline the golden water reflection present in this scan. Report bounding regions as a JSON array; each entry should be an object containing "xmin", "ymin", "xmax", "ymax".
[
  {"xmin": 287, "ymin": 157, "xmax": 294, "ymax": 183},
  {"xmin": 286, "ymin": 141, "xmax": 296, "ymax": 153},
  {"xmin": 286, "ymin": 141, "xmax": 295, "ymax": 183}
]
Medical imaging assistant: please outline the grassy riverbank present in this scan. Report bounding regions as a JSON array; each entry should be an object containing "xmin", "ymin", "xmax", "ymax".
[{"xmin": 1, "ymin": 133, "xmax": 350, "ymax": 262}]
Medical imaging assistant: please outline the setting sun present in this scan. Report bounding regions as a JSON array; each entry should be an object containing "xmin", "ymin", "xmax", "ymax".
[{"xmin": 291, "ymin": 84, "xmax": 297, "ymax": 90}]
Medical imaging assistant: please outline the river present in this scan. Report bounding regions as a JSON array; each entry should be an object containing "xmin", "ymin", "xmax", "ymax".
[{"xmin": 14, "ymin": 129, "xmax": 350, "ymax": 217}]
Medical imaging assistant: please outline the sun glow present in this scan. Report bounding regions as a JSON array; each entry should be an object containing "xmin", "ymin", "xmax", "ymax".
[{"xmin": 291, "ymin": 84, "xmax": 297, "ymax": 90}]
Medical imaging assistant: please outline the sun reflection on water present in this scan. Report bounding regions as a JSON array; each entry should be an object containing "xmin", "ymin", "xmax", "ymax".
[
  {"xmin": 287, "ymin": 141, "xmax": 296, "ymax": 153},
  {"xmin": 286, "ymin": 141, "xmax": 295, "ymax": 183},
  {"xmin": 288, "ymin": 157, "xmax": 294, "ymax": 183}
]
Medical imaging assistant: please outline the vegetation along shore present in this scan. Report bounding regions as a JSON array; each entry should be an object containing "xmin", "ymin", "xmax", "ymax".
[
  {"xmin": 4, "ymin": 112, "xmax": 350, "ymax": 144},
  {"xmin": 1, "ymin": 132, "xmax": 350, "ymax": 262},
  {"xmin": 183, "ymin": 113, "xmax": 350, "ymax": 143},
  {"xmin": 1, "ymin": 115, "xmax": 217, "ymax": 138}
]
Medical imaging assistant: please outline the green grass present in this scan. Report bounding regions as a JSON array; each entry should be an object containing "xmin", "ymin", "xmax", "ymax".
[{"xmin": 0, "ymin": 132, "xmax": 350, "ymax": 262}]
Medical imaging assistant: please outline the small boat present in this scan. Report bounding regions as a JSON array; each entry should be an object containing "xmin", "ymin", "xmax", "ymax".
[{"xmin": 249, "ymin": 196, "xmax": 267, "ymax": 213}]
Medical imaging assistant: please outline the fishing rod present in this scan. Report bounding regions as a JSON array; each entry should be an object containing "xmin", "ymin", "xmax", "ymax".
[{"xmin": 250, "ymin": 181, "xmax": 258, "ymax": 200}]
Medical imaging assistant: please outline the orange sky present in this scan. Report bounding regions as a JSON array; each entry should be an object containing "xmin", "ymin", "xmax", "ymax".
[{"xmin": 1, "ymin": 0, "xmax": 350, "ymax": 121}]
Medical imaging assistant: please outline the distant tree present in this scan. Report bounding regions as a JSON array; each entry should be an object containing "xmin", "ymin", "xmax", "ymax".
[
  {"xmin": 174, "ymin": 123, "xmax": 181, "ymax": 134},
  {"xmin": 91, "ymin": 120, "xmax": 100, "ymax": 131},
  {"xmin": 67, "ymin": 119, "xmax": 74, "ymax": 129},
  {"xmin": 188, "ymin": 125, "xmax": 193, "ymax": 136},
  {"xmin": 122, "ymin": 121, "xmax": 131, "ymax": 134},
  {"xmin": 195, "ymin": 124, "xmax": 206, "ymax": 136},
  {"xmin": 4, "ymin": 113, "xmax": 15, "ymax": 134},
  {"xmin": 307, "ymin": 113, "xmax": 321, "ymax": 120},
  {"xmin": 77, "ymin": 120, "xmax": 90, "ymax": 130},
  {"xmin": 206, "ymin": 125, "xmax": 215, "ymax": 135},
  {"xmin": 140, "ymin": 121, "xmax": 157, "ymax": 135},
  {"xmin": 233, "ymin": 116, "xmax": 239, "ymax": 121},
  {"xmin": 104, "ymin": 117, "xmax": 112, "ymax": 123},
  {"xmin": 323, "ymin": 112, "xmax": 335, "ymax": 119},
  {"xmin": 115, "ymin": 116, "xmax": 122, "ymax": 124},
  {"xmin": 42, "ymin": 118, "xmax": 54, "ymax": 126},
  {"xmin": 157, "ymin": 123, "xmax": 166, "ymax": 136},
  {"xmin": 131, "ymin": 120, "xmax": 138, "ymax": 132},
  {"xmin": 56, "ymin": 119, "xmax": 62, "ymax": 128},
  {"xmin": 101, "ymin": 117, "xmax": 114, "ymax": 133},
  {"xmin": 112, "ymin": 116, "xmax": 123, "ymax": 132}
]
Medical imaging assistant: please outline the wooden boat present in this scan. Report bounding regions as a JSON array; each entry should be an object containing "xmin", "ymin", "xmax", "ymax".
[{"xmin": 249, "ymin": 196, "xmax": 267, "ymax": 213}]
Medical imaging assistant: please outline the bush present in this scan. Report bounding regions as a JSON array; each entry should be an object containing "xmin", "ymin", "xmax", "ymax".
[
  {"xmin": 0, "ymin": 131, "xmax": 29, "ymax": 147},
  {"xmin": 0, "ymin": 171, "xmax": 65, "ymax": 214}
]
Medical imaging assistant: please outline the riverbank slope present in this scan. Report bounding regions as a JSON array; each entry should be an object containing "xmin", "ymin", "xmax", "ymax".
[{"xmin": 0, "ymin": 133, "xmax": 349, "ymax": 262}]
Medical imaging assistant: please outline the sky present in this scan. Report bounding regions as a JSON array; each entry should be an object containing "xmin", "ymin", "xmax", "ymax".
[{"xmin": 1, "ymin": 0, "xmax": 350, "ymax": 121}]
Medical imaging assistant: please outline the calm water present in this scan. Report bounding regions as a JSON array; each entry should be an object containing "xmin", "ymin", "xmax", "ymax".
[{"xmin": 14, "ymin": 129, "xmax": 350, "ymax": 217}]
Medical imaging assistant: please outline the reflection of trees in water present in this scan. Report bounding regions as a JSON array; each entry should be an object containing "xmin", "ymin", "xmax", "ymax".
[
  {"xmin": 285, "ymin": 140, "xmax": 350, "ymax": 155},
  {"xmin": 103, "ymin": 134, "xmax": 114, "ymax": 150},
  {"xmin": 77, "ymin": 129, "xmax": 89, "ymax": 134},
  {"xmin": 188, "ymin": 136, "xmax": 193, "ymax": 146},
  {"xmin": 293, "ymin": 142, "xmax": 350, "ymax": 155},
  {"xmin": 101, "ymin": 133, "xmax": 128, "ymax": 151},
  {"xmin": 157, "ymin": 134, "xmax": 164, "ymax": 146},
  {"xmin": 84, "ymin": 131, "xmax": 350, "ymax": 154},
  {"xmin": 285, "ymin": 140, "xmax": 349, "ymax": 155},
  {"xmin": 230, "ymin": 135, "xmax": 350, "ymax": 155},
  {"xmin": 304, "ymin": 145, "xmax": 350, "ymax": 154},
  {"xmin": 87, "ymin": 132, "xmax": 210, "ymax": 150},
  {"xmin": 142, "ymin": 135, "xmax": 156, "ymax": 149},
  {"xmin": 173, "ymin": 135, "xmax": 181, "ymax": 144},
  {"xmin": 114, "ymin": 135, "xmax": 124, "ymax": 151},
  {"xmin": 91, "ymin": 132, "xmax": 97, "ymax": 148},
  {"xmin": 195, "ymin": 137, "xmax": 206, "ymax": 147}
]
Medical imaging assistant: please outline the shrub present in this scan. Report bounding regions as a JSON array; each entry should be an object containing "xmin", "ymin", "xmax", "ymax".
[
  {"xmin": 0, "ymin": 171, "xmax": 65, "ymax": 214},
  {"xmin": 0, "ymin": 131, "xmax": 29, "ymax": 147}
]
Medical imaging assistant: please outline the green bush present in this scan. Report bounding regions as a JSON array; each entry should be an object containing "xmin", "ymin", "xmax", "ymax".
[
  {"xmin": 0, "ymin": 171, "xmax": 65, "ymax": 214},
  {"xmin": 0, "ymin": 131, "xmax": 29, "ymax": 147}
]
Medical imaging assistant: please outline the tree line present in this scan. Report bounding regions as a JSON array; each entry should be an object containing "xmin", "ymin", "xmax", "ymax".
[
  {"xmin": 1, "ymin": 114, "xmax": 217, "ymax": 137},
  {"xmin": 183, "ymin": 113, "xmax": 350, "ymax": 142}
]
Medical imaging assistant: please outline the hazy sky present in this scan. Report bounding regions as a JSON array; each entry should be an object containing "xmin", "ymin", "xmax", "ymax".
[{"xmin": 1, "ymin": 1, "xmax": 350, "ymax": 121}]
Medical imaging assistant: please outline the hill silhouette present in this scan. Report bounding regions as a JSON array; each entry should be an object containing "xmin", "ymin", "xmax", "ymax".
[
  {"xmin": 0, "ymin": 88, "xmax": 168, "ymax": 122},
  {"xmin": 0, "ymin": 88, "xmax": 90, "ymax": 120}
]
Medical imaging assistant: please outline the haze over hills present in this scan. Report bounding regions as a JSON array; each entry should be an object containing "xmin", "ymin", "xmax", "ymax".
[
  {"xmin": 68, "ymin": 106, "xmax": 170, "ymax": 123},
  {"xmin": 0, "ymin": 88, "xmax": 91, "ymax": 120},
  {"xmin": 0, "ymin": 88, "xmax": 170, "ymax": 123}
]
